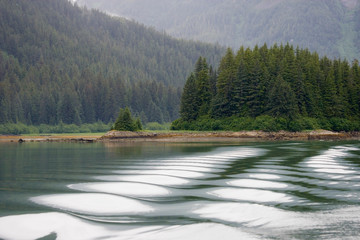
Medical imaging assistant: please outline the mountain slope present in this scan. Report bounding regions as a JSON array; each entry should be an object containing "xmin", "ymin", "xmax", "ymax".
[
  {"xmin": 77, "ymin": 0, "xmax": 360, "ymax": 60},
  {"xmin": 0, "ymin": 0, "xmax": 225, "ymax": 125}
]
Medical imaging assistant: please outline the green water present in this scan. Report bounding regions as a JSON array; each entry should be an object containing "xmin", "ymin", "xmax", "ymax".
[{"xmin": 0, "ymin": 141, "xmax": 359, "ymax": 239}]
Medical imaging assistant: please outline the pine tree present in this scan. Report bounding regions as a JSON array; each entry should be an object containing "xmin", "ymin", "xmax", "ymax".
[
  {"xmin": 242, "ymin": 47, "xmax": 262, "ymax": 117},
  {"xmin": 213, "ymin": 48, "xmax": 237, "ymax": 117},
  {"xmin": 114, "ymin": 107, "xmax": 136, "ymax": 131},
  {"xmin": 135, "ymin": 117, "xmax": 143, "ymax": 131},
  {"xmin": 267, "ymin": 75, "xmax": 298, "ymax": 118},
  {"xmin": 236, "ymin": 58, "xmax": 249, "ymax": 116},
  {"xmin": 180, "ymin": 73, "xmax": 199, "ymax": 121},
  {"xmin": 194, "ymin": 57, "xmax": 211, "ymax": 116},
  {"xmin": 173, "ymin": 44, "xmax": 360, "ymax": 131}
]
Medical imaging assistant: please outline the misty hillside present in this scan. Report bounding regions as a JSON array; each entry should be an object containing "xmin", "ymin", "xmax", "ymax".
[
  {"xmin": 77, "ymin": 0, "xmax": 360, "ymax": 60},
  {"xmin": 0, "ymin": 0, "xmax": 224, "ymax": 125}
]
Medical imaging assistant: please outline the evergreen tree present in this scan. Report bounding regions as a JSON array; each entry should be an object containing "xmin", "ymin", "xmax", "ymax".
[
  {"xmin": 135, "ymin": 117, "xmax": 143, "ymax": 131},
  {"xmin": 173, "ymin": 43, "xmax": 360, "ymax": 131},
  {"xmin": 213, "ymin": 48, "xmax": 237, "ymax": 117},
  {"xmin": 180, "ymin": 74, "xmax": 199, "ymax": 121},
  {"xmin": 247, "ymin": 57, "xmax": 263, "ymax": 117},
  {"xmin": 236, "ymin": 58, "xmax": 248, "ymax": 116},
  {"xmin": 194, "ymin": 57, "xmax": 211, "ymax": 116},
  {"xmin": 0, "ymin": 0, "xmax": 223, "ymax": 129},
  {"xmin": 267, "ymin": 75, "xmax": 298, "ymax": 118},
  {"xmin": 114, "ymin": 107, "xmax": 137, "ymax": 131}
]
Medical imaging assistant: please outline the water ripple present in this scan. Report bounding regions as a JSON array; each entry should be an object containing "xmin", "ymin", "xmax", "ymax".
[{"xmin": 1, "ymin": 143, "xmax": 359, "ymax": 239}]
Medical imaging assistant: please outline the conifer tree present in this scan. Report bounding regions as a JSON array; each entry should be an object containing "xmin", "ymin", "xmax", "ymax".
[
  {"xmin": 242, "ymin": 47, "xmax": 263, "ymax": 117},
  {"xmin": 114, "ymin": 107, "xmax": 137, "ymax": 131},
  {"xmin": 135, "ymin": 117, "xmax": 143, "ymax": 131},
  {"xmin": 194, "ymin": 57, "xmax": 211, "ymax": 116},
  {"xmin": 180, "ymin": 74, "xmax": 199, "ymax": 121},
  {"xmin": 267, "ymin": 75, "xmax": 298, "ymax": 118},
  {"xmin": 213, "ymin": 48, "xmax": 237, "ymax": 117}
]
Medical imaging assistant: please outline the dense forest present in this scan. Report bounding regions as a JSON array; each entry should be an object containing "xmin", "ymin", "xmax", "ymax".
[
  {"xmin": 172, "ymin": 44, "xmax": 360, "ymax": 132},
  {"xmin": 78, "ymin": 0, "xmax": 360, "ymax": 61},
  {"xmin": 0, "ymin": 0, "xmax": 224, "ymax": 131}
]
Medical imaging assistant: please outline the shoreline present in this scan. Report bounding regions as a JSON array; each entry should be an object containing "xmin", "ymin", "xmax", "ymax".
[
  {"xmin": 2, "ymin": 130, "xmax": 359, "ymax": 143},
  {"xmin": 0, "ymin": 133, "xmax": 101, "ymax": 143},
  {"xmin": 98, "ymin": 130, "xmax": 360, "ymax": 142}
]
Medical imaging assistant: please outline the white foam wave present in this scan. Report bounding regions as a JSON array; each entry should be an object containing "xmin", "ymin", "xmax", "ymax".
[
  {"xmin": 69, "ymin": 182, "xmax": 170, "ymax": 196},
  {"xmin": 248, "ymin": 173, "xmax": 282, "ymax": 180},
  {"xmin": 305, "ymin": 147, "xmax": 358, "ymax": 175},
  {"xmin": 31, "ymin": 193, "xmax": 154, "ymax": 215},
  {"xmin": 113, "ymin": 169, "xmax": 207, "ymax": 178},
  {"xmin": 227, "ymin": 179, "xmax": 288, "ymax": 189},
  {"xmin": 122, "ymin": 223, "xmax": 262, "ymax": 240},
  {"xmin": 95, "ymin": 174, "xmax": 189, "ymax": 186},
  {"xmin": 151, "ymin": 165, "xmax": 218, "ymax": 172},
  {"xmin": 313, "ymin": 168, "xmax": 355, "ymax": 174},
  {"xmin": 0, "ymin": 212, "xmax": 161, "ymax": 240},
  {"xmin": 0, "ymin": 213, "xmax": 261, "ymax": 240},
  {"xmin": 209, "ymin": 188, "xmax": 293, "ymax": 203},
  {"xmin": 193, "ymin": 202, "xmax": 306, "ymax": 228},
  {"xmin": 0, "ymin": 212, "xmax": 106, "ymax": 240}
]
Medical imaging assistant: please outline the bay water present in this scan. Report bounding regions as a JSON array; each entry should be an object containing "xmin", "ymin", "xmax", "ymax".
[{"xmin": 0, "ymin": 140, "xmax": 359, "ymax": 239}]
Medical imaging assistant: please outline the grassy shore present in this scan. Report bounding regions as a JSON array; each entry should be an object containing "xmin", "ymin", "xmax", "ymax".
[{"xmin": 0, "ymin": 132, "xmax": 105, "ymax": 142}]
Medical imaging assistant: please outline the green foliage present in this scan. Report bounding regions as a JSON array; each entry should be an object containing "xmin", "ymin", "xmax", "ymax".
[
  {"xmin": 252, "ymin": 116, "xmax": 287, "ymax": 132},
  {"xmin": 174, "ymin": 44, "xmax": 360, "ymax": 132},
  {"xmin": 180, "ymin": 57, "xmax": 213, "ymax": 121},
  {"xmin": 171, "ymin": 116, "xmax": 360, "ymax": 132},
  {"xmin": 113, "ymin": 107, "xmax": 141, "ymax": 131},
  {"xmin": 135, "ymin": 118, "xmax": 143, "ymax": 131},
  {"xmin": 171, "ymin": 119, "xmax": 186, "ymax": 131},
  {"xmin": 267, "ymin": 75, "xmax": 298, "ymax": 118},
  {"xmin": 145, "ymin": 122, "xmax": 171, "ymax": 131},
  {"xmin": 329, "ymin": 118, "xmax": 358, "ymax": 132},
  {"xmin": 212, "ymin": 48, "xmax": 237, "ymax": 117},
  {"xmin": 180, "ymin": 74, "xmax": 199, "ymax": 121},
  {"xmin": 287, "ymin": 117, "xmax": 322, "ymax": 132},
  {"xmin": 0, "ymin": 0, "xmax": 225, "ymax": 126},
  {"xmin": 222, "ymin": 117, "xmax": 253, "ymax": 131},
  {"xmin": 195, "ymin": 57, "xmax": 212, "ymax": 115},
  {"xmin": 0, "ymin": 123, "xmax": 39, "ymax": 135},
  {"xmin": 0, "ymin": 122, "xmax": 111, "ymax": 135}
]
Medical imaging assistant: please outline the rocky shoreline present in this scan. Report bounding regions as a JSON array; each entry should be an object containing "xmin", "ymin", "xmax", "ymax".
[
  {"xmin": 97, "ymin": 130, "xmax": 360, "ymax": 142},
  {"xmin": 1, "ymin": 130, "xmax": 359, "ymax": 143}
]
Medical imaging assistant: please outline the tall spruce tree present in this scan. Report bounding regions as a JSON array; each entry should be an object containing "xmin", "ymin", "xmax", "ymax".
[
  {"xmin": 180, "ymin": 73, "xmax": 199, "ymax": 121},
  {"xmin": 194, "ymin": 57, "xmax": 211, "ymax": 116},
  {"xmin": 213, "ymin": 48, "xmax": 237, "ymax": 117},
  {"xmin": 267, "ymin": 75, "xmax": 298, "ymax": 118}
]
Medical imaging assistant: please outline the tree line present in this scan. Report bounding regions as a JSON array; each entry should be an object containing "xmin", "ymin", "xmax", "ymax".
[
  {"xmin": 0, "ymin": 51, "xmax": 181, "ymax": 125},
  {"xmin": 172, "ymin": 44, "xmax": 360, "ymax": 132},
  {"xmin": 0, "ymin": 0, "xmax": 224, "ymax": 130}
]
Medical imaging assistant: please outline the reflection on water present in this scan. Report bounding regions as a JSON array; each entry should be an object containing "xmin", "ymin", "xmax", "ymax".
[{"xmin": 0, "ymin": 141, "xmax": 360, "ymax": 239}]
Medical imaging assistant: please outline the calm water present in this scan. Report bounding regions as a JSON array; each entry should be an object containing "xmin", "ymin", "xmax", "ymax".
[{"xmin": 0, "ymin": 141, "xmax": 360, "ymax": 239}]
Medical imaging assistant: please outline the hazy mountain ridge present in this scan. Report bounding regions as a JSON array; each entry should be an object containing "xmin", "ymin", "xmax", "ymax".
[{"xmin": 77, "ymin": 0, "xmax": 360, "ymax": 60}]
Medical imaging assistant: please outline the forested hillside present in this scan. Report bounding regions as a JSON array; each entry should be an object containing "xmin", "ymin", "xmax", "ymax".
[
  {"xmin": 0, "ymin": 0, "xmax": 224, "ymax": 127},
  {"xmin": 172, "ymin": 44, "xmax": 360, "ymax": 132},
  {"xmin": 77, "ymin": 0, "xmax": 360, "ymax": 61}
]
